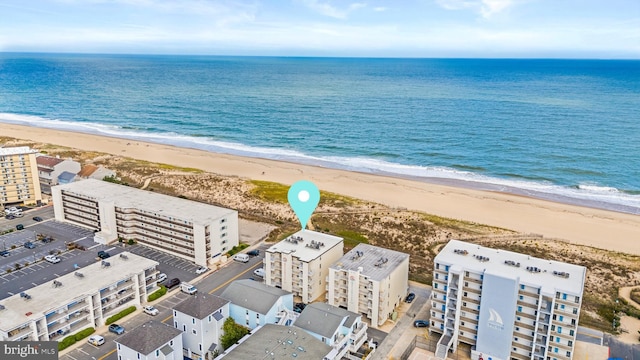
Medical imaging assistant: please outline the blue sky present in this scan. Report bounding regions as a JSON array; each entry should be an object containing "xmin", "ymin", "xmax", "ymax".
[{"xmin": 0, "ymin": 0, "xmax": 638, "ymax": 58}]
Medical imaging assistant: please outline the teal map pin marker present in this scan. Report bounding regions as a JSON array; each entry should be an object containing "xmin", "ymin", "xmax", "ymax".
[{"xmin": 288, "ymin": 180, "xmax": 320, "ymax": 230}]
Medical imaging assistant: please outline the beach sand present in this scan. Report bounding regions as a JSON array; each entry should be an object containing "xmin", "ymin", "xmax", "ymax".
[{"xmin": 3, "ymin": 123, "xmax": 640, "ymax": 255}]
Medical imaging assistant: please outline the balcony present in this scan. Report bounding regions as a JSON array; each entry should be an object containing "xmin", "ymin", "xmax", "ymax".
[{"xmin": 7, "ymin": 325, "xmax": 33, "ymax": 341}]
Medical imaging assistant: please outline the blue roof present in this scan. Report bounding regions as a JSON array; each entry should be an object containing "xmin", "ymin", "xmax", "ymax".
[{"xmin": 58, "ymin": 171, "xmax": 76, "ymax": 183}]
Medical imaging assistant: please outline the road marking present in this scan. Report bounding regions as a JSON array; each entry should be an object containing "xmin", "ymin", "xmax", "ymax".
[
  {"xmin": 97, "ymin": 349, "xmax": 116, "ymax": 360},
  {"xmin": 77, "ymin": 348, "xmax": 90, "ymax": 356},
  {"xmin": 66, "ymin": 354, "xmax": 78, "ymax": 360}
]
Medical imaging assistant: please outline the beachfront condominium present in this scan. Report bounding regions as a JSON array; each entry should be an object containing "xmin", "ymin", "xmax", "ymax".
[
  {"xmin": 0, "ymin": 252, "xmax": 159, "ymax": 342},
  {"xmin": 51, "ymin": 178, "xmax": 238, "ymax": 266},
  {"xmin": 430, "ymin": 240, "xmax": 586, "ymax": 360},
  {"xmin": 326, "ymin": 243, "xmax": 409, "ymax": 328},
  {"xmin": 264, "ymin": 230, "xmax": 344, "ymax": 303},
  {"xmin": 0, "ymin": 146, "xmax": 42, "ymax": 207}
]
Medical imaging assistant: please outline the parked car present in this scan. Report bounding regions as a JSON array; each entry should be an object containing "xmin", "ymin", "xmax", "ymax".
[
  {"xmin": 165, "ymin": 278, "xmax": 180, "ymax": 289},
  {"xmin": 5, "ymin": 214, "xmax": 15, "ymax": 220},
  {"xmin": 233, "ymin": 254, "xmax": 249, "ymax": 263},
  {"xmin": 44, "ymin": 255, "xmax": 61, "ymax": 263},
  {"xmin": 156, "ymin": 273, "xmax": 167, "ymax": 283},
  {"xmin": 23, "ymin": 241, "xmax": 35, "ymax": 249},
  {"xmin": 247, "ymin": 249, "xmax": 260, "ymax": 256},
  {"xmin": 293, "ymin": 302, "xmax": 307, "ymax": 313},
  {"xmin": 405, "ymin": 292, "xmax": 416, "ymax": 303},
  {"xmin": 32, "ymin": 216, "xmax": 43, "ymax": 222},
  {"xmin": 16, "ymin": 224, "xmax": 24, "ymax": 231},
  {"xmin": 0, "ymin": 250, "xmax": 10, "ymax": 257},
  {"xmin": 14, "ymin": 212, "xmax": 23, "ymax": 218},
  {"xmin": 97, "ymin": 250, "xmax": 110, "ymax": 259},
  {"xmin": 108, "ymin": 324, "xmax": 125, "ymax": 335},
  {"xmin": 414, "ymin": 320, "xmax": 429, "ymax": 328},
  {"xmin": 253, "ymin": 268, "xmax": 265, "ymax": 277},
  {"xmin": 143, "ymin": 305, "xmax": 159, "ymax": 316},
  {"xmin": 87, "ymin": 335, "xmax": 105, "ymax": 346},
  {"xmin": 196, "ymin": 267, "xmax": 208, "ymax": 275}
]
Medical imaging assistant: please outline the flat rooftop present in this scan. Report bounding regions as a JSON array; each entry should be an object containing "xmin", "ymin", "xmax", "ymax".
[
  {"xmin": 55, "ymin": 178, "xmax": 237, "ymax": 225},
  {"xmin": 330, "ymin": 243, "xmax": 409, "ymax": 282},
  {"xmin": 266, "ymin": 230, "xmax": 343, "ymax": 262},
  {"xmin": 435, "ymin": 239, "xmax": 586, "ymax": 295},
  {"xmin": 0, "ymin": 146, "xmax": 36, "ymax": 156},
  {"xmin": 218, "ymin": 324, "xmax": 332, "ymax": 360},
  {"xmin": 0, "ymin": 252, "xmax": 158, "ymax": 331}
]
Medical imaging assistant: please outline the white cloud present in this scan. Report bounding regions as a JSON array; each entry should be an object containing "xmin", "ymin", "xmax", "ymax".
[
  {"xmin": 373, "ymin": 7, "xmax": 387, "ymax": 12},
  {"xmin": 300, "ymin": 0, "xmax": 367, "ymax": 19},
  {"xmin": 436, "ymin": 0, "xmax": 514, "ymax": 18}
]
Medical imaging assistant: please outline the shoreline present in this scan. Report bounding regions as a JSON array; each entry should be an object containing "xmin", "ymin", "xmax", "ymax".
[{"xmin": 2, "ymin": 123, "xmax": 640, "ymax": 255}]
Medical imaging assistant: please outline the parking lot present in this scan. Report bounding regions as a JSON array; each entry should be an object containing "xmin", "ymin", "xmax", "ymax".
[{"xmin": 126, "ymin": 244, "xmax": 201, "ymax": 285}]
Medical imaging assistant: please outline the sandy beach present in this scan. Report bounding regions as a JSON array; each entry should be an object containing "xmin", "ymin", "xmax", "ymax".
[{"xmin": 3, "ymin": 123, "xmax": 640, "ymax": 255}]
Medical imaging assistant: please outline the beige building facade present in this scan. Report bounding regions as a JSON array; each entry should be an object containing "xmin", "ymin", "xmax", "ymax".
[
  {"xmin": 264, "ymin": 230, "xmax": 343, "ymax": 303},
  {"xmin": 52, "ymin": 179, "xmax": 238, "ymax": 266},
  {"xmin": 327, "ymin": 243, "xmax": 409, "ymax": 328},
  {"xmin": 0, "ymin": 146, "xmax": 42, "ymax": 207}
]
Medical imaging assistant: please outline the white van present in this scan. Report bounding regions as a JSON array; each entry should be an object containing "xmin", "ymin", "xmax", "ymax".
[
  {"xmin": 233, "ymin": 254, "xmax": 250, "ymax": 263},
  {"xmin": 180, "ymin": 282, "xmax": 197, "ymax": 295},
  {"xmin": 156, "ymin": 273, "xmax": 167, "ymax": 284}
]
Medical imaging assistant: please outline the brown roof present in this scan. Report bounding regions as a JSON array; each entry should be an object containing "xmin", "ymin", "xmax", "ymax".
[
  {"xmin": 77, "ymin": 164, "xmax": 98, "ymax": 178},
  {"xmin": 36, "ymin": 156, "xmax": 63, "ymax": 168}
]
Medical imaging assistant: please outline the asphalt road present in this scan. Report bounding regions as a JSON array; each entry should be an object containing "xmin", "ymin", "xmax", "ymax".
[
  {"xmin": 606, "ymin": 333, "xmax": 640, "ymax": 360},
  {"xmin": 60, "ymin": 244, "xmax": 268, "ymax": 360}
]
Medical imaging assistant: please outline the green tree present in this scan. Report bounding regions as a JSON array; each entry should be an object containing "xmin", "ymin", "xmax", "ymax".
[{"xmin": 220, "ymin": 317, "xmax": 249, "ymax": 350}]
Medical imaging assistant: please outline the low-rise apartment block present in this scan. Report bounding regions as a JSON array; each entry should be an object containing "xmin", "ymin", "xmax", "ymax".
[
  {"xmin": 52, "ymin": 179, "xmax": 238, "ymax": 266},
  {"xmin": 36, "ymin": 155, "xmax": 80, "ymax": 194},
  {"xmin": 264, "ymin": 230, "xmax": 343, "ymax": 303},
  {"xmin": 430, "ymin": 240, "xmax": 586, "ymax": 360},
  {"xmin": 0, "ymin": 146, "xmax": 41, "ymax": 207},
  {"xmin": 173, "ymin": 294, "xmax": 230, "ymax": 358},
  {"xmin": 0, "ymin": 252, "xmax": 158, "ymax": 342},
  {"xmin": 327, "ymin": 243, "xmax": 409, "ymax": 328},
  {"xmin": 116, "ymin": 320, "xmax": 183, "ymax": 360}
]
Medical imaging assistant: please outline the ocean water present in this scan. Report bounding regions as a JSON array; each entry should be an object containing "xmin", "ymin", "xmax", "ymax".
[{"xmin": 0, "ymin": 53, "xmax": 639, "ymax": 213}]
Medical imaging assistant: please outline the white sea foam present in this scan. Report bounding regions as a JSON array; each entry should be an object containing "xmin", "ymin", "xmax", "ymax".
[{"xmin": 1, "ymin": 113, "xmax": 639, "ymax": 213}]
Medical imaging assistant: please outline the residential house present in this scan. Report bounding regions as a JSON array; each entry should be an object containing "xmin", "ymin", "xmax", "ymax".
[
  {"xmin": 36, "ymin": 155, "xmax": 80, "ymax": 194},
  {"xmin": 220, "ymin": 279, "xmax": 294, "ymax": 330},
  {"xmin": 77, "ymin": 164, "xmax": 116, "ymax": 180},
  {"xmin": 116, "ymin": 320, "xmax": 183, "ymax": 360},
  {"xmin": 173, "ymin": 294, "xmax": 229, "ymax": 359},
  {"xmin": 293, "ymin": 302, "xmax": 368, "ymax": 359}
]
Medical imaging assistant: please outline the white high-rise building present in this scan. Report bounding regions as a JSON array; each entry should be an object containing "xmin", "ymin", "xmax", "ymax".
[
  {"xmin": 264, "ymin": 230, "xmax": 343, "ymax": 303},
  {"xmin": 430, "ymin": 240, "xmax": 586, "ymax": 360},
  {"xmin": 0, "ymin": 146, "xmax": 42, "ymax": 207}
]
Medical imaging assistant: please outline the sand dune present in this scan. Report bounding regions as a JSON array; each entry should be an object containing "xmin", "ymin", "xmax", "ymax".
[{"xmin": 3, "ymin": 123, "xmax": 639, "ymax": 255}]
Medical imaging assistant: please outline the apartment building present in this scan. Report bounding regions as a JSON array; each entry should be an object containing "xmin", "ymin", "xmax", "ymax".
[
  {"xmin": 0, "ymin": 146, "xmax": 41, "ymax": 207},
  {"xmin": 430, "ymin": 240, "xmax": 586, "ymax": 360},
  {"xmin": 51, "ymin": 179, "xmax": 238, "ymax": 266},
  {"xmin": 173, "ymin": 294, "xmax": 230, "ymax": 358},
  {"xmin": 327, "ymin": 243, "xmax": 409, "ymax": 328},
  {"xmin": 116, "ymin": 320, "xmax": 183, "ymax": 360},
  {"xmin": 36, "ymin": 155, "xmax": 80, "ymax": 194},
  {"xmin": 293, "ymin": 302, "xmax": 369, "ymax": 359},
  {"xmin": 0, "ymin": 252, "xmax": 159, "ymax": 342},
  {"xmin": 264, "ymin": 230, "xmax": 344, "ymax": 303}
]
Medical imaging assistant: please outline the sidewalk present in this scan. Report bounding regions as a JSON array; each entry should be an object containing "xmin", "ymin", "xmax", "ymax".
[{"xmin": 372, "ymin": 281, "xmax": 432, "ymax": 360}]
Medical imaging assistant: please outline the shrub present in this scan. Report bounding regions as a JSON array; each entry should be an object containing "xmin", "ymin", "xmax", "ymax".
[
  {"xmin": 105, "ymin": 306, "xmax": 136, "ymax": 325},
  {"xmin": 74, "ymin": 327, "xmax": 95, "ymax": 341},
  {"xmin": 220, "ymin": 317, "xmax": 249, "ymax": 350},
  {"xmin": 58, "ymin": 335, "xmax": 76, "ymax": 351},
  {"xmin": 127, "ymin": 239, "xmax": 136, "ymax": 245},
  {"xmin": 226, "ymin": 244, "xmax": 249, "ymax": 257},
  {"xmin": 147, "ymin": 285, "xmax": 167, "ymax": 302}
]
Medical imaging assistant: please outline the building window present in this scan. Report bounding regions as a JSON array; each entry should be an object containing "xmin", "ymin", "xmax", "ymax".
[
  {"xmin": 156, "ymin": 350, "xmax": 159, "ymax": 356},
  {"xmin": 518, "ymin": 306, "xmax": 522, "ymax": 312},
  {"xmin": 569, "ymin": 329, "xmax": 574, "ymax": 336},
  {"xmin": 559, "ymin": 315, "xmax": 564, "ymax": 322},
  {"xmin": 556, "ymin": 336, "xmax": 560, "ymax": 343},
  {"xmin": 560, "ymin": 304, "xmax": 565, "ymax": 310},
  {"xmin": 558, "ymin": 326, "xmax": 562, "ymax": 334},
  {"xmin": 562, "ymin": 293, "xmax": 567, "ymax": 300},
  {"xmin": 520, "ymin": 284, "xmax": 525, "ymax": 290},
  {"xmin": 519, "ymin": 295, "xmax": 523, "ymax": 300},
  {"xmin": 192, "ymin": 329, "xmax": 197, "ymax": 335},
  {"xmin": 434, "ymin": 283, "xmax": 438, "ymax": 289}
]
